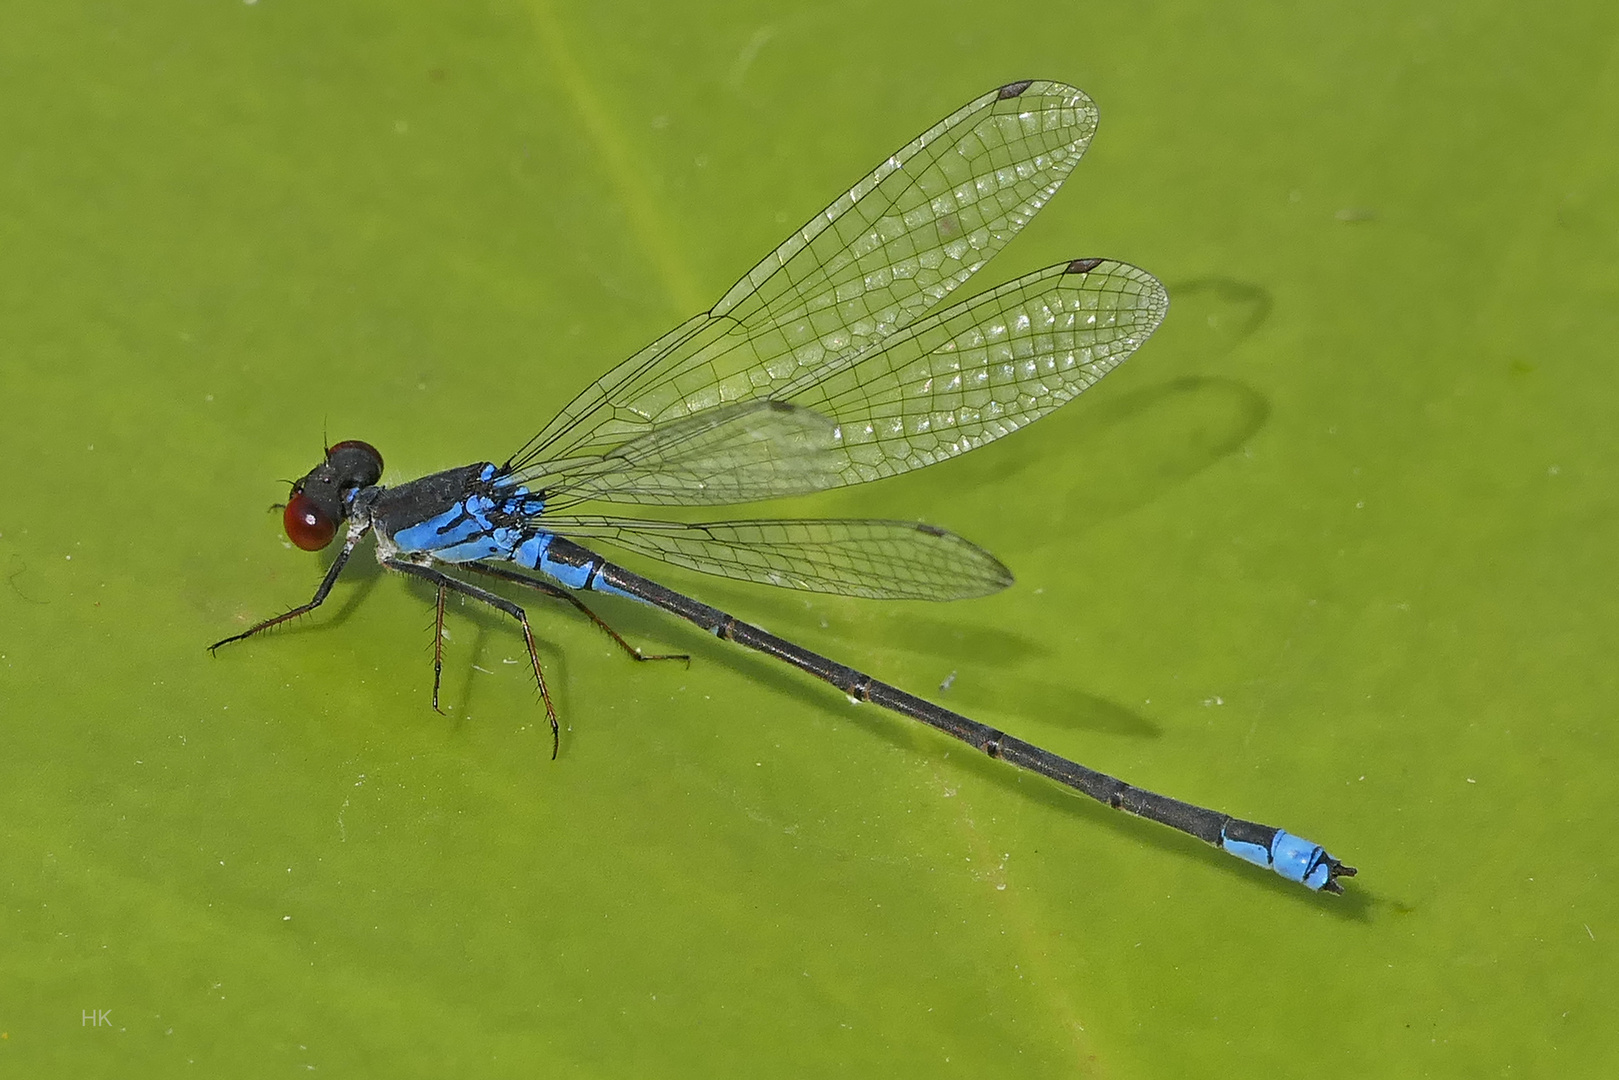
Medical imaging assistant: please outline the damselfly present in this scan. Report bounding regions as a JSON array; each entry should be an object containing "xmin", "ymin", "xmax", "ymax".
[{"xmin": 214, "ymin": 80, "xmax": 1354, "ymax": 893}]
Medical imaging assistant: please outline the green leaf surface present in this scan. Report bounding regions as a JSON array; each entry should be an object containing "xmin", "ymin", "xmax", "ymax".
[{"xmin": 4, "ymin": 1, "xmax": 1615, "ymax": 1076}]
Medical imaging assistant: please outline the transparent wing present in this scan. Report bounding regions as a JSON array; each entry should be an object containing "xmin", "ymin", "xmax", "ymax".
[
  {"xmin": 508, "ymin": 80, "xmax": 1098, "ymax": 472},
  {"xmin": 538, "ymin": 400, "xmax": 842, "ymax": 510},
  {"xmin": 521, "ymin": 258, "xmax": 1166, "ymax": 503},
  {"xmin": 779, "ymin": 258, "xmax": 1166, "ymax": 487},
  {"xmin": 542, "ymin": 515, "xmax": 1013, "ymax": 601}
]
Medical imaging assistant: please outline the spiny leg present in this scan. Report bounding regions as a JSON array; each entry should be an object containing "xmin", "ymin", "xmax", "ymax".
[
  {"xmin": 465, "ymin": 560, "xmax": 690, "ymax": 666},
  {"xmin": 431, "ymin": 581, "xmax": 448, "ymax": 714},
  {"xmin": 386, "ymin": 559, "xmax": 562, "ymax": 759},
  {"xmin": 209, "ymin": 537, "xmax": 360, "ymax": 652}
]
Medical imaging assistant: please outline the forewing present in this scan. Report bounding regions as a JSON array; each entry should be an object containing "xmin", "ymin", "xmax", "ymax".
[
  {"xmin": 542, "ymin": 516, "xmax": 1013, "ymax": 601},
  {"xmin": 536, "ymin": 401, "xmax": 843, "ymax": 509},
  {"xmin": 519, "ymin": 259, "xmax": 1165, "ymax": 504},
  {"xmin": 508, "ymin": 81, "xmax": 1097, "ymax": 471}
]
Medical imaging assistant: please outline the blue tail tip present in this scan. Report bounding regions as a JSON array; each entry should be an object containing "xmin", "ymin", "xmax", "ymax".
[
  {"xmin": 1268, "ymin": 830, "xmax": 1357, "ymax": 894},
  {"xmin": 1221, "ymin": 826, "xmax": 1357, "ymax": 894}
]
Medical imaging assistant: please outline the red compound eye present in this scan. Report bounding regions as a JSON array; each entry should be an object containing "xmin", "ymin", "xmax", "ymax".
[{"xmin": 284, "ymin": 492, "xmax": 338, "ymax": 550}]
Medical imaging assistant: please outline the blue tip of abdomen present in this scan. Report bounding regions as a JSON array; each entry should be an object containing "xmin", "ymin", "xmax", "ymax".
[
  {"xmin": 1268, "ymin": 831, "xmax": 1336, "ymax": 890},
  {"xmin": 1220, "ymin": 826, "xmax": 1342, "ymax": 891}
]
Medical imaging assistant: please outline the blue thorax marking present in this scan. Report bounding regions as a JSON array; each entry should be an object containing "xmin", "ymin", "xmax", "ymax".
[
  {"xmin": 378, "ymin": 464, "xmax": 643, "ymax": 603},
  {"xmin": 389, "ymin": 466, "xmax": 546, "ymax": 564}
]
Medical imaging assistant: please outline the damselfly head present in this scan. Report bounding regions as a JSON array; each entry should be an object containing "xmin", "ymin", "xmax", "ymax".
[{"xmin": 283, "ymin": 440, "xmax": 384, "ymax": 551}]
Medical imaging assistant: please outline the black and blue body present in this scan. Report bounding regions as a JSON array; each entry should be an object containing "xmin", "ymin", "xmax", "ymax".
[
  {"xmin": 377, "ymin": 465, "xmax": 627, "ymax": 598},
  {"xmin": 214, "ymin": 81, "xmax": 1355, "ymax": 894}
]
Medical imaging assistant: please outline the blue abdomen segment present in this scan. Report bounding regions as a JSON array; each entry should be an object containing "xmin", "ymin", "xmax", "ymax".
[
  {"xmin": 1220, "ymin": 825, "xmax": 1339, "ymax": 890},
  {"xmin": 388, "ymin": 466, "xmax": 545, "ymax": 563},
  {"xmin": 513, "ymin": 532, "xmax": 643, "ymax": 603},
  {"xmin": 514, "ymin": 533, "xmax": 576, "ymax": 583}
]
